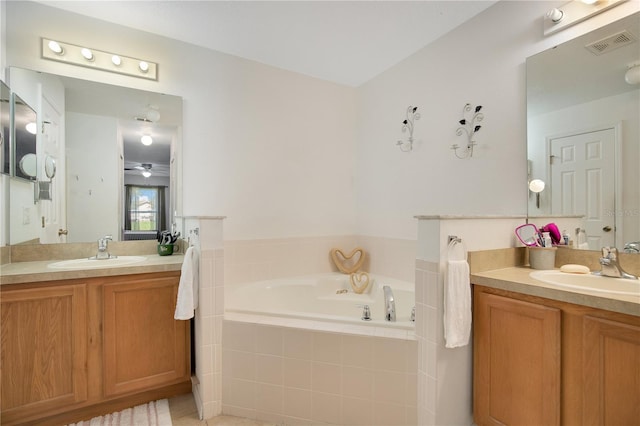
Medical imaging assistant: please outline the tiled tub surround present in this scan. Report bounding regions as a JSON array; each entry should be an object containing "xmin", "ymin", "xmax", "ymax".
[
  {"xmin": 222, "ymin": 321, "xmax": 418, "ymax": 425},
  {"xmin": 221, "ymin": 235, "xmax": 418, "ymax": 425}
]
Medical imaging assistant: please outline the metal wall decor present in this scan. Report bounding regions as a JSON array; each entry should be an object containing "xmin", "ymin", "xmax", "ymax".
[
  {"xmin": 396, "ymin": 106, "xmax": 420, "ymax": 152},
  {"xmin": 451, "ymin": 103, "xmax": 483, "ymax": 159}
]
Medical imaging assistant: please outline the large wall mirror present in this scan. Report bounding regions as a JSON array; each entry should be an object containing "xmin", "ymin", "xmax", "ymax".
[
  {"xmin": 526, "ymin": 12, "xmax": 639, "ymax": 251},
  {"xmin": 7, "ymin": 67, "xmax": 183, "ymax": 245}
]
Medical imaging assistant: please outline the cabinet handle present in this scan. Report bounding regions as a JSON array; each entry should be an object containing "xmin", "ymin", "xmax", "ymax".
[
  {"xmin": 58, "ymin": 229, "xmax": 68, "ymax": 236},
  {"xmin": 602, "ymin": 226, "xmax": 612, "ymax": 232}
]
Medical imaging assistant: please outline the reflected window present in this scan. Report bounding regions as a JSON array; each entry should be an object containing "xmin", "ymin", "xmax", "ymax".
[{"xmin": 124, "ymin": 185, "xmax": 166, "ymax": 232}]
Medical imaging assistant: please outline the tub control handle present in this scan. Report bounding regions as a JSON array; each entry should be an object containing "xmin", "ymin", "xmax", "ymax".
[{"xmin": 358, "ymin": 305, "xmax": 372, "ymax": 321}]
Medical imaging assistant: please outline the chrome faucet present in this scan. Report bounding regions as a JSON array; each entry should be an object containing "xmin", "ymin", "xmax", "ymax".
[
  {"xmin": 597, "ymin": 247, "xmax": 638, "ymax": 280},
  {"xmin": 95, "ymin": 235, "xmax": 114, "ymax": 260},
  {"xmin": 383, "ymin": 285, "xmax": 396, "ymax": 322}
]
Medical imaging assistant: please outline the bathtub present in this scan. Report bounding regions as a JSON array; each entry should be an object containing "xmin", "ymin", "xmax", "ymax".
[{"xmin": 225, "ymin": 272, "xmax": 415, "ymax": 338}]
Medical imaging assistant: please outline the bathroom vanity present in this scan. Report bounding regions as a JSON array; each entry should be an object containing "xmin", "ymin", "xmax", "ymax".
[
  {"xmin": 471, "ymin": 267, "xmax": 639, "ymax": 426},
  {"xmin": 0, "ymin": 257, "xmax": 190, "ymax": 425}
]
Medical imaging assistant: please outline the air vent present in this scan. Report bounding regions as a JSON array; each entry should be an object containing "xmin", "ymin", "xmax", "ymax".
[{"xmin": 585, "ymin": 30, "xmax": 637, "ymax": 55}]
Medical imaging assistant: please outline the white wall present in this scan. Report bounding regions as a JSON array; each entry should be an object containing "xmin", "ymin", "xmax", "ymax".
[
  {"xmin": 3, "ymin": 0, "xmax": 639, "ymax": 245},
  {"xmin": 354, "ymin": 0, "xmax": 640, "ymax": 240},
  {"xmin": 4, "ymin": 1, "xmax": 357, "ymax": 241},
  {"xmin": 66, "ymin": 112, "xmax": 119, "ymax": 242}
]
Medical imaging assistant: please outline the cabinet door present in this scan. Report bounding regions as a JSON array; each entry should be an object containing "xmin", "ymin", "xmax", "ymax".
[
  {"xmin": 582, "ymin": 316, "xmax": 640, "ymax": 425},
  {"xmin": 1, "ymin": 284, "xmax": 88, "ymax": 421},
  {"xmin": 474, "ymin": 290, "xmax": 561, "ymax": 426},
  {"xmin": 103, "ymin": 274, "xmax": 188, "ymax": 397}
]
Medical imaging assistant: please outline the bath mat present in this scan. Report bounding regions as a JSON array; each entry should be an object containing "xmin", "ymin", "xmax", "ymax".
[{"xmin": 67, "ymin": 399, "xmax": 172, "ymax": 426}]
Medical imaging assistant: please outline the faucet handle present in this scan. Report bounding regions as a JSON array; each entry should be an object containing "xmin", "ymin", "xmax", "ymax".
[
  {"xmin": 357, "ymin": 305, "xmax": 372, "ymax": 321},
  {"xmin": 601, "ymin": 246, "xmax": 618, "ymax": 260}
]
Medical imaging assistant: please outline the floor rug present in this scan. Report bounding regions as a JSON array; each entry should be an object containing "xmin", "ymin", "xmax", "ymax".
[{"xmin": 67, "ymin": 399, "xmax": 172, "ymax": 426}]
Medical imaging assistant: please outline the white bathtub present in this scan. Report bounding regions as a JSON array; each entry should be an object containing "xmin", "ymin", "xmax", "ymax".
[{"xmin": 225, "ymin": 273, "xmax": 416, "ymax": 336}]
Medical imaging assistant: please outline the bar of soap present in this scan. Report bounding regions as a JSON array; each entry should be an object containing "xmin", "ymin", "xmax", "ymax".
[{"xmin": 560, "ymin": 264, "xmax": 590, "ymax": 274}]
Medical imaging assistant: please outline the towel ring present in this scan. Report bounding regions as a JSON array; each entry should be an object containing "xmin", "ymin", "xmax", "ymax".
[{"xmin": 447, "ymin": 238, "xmax": 467, "ymax": 261}]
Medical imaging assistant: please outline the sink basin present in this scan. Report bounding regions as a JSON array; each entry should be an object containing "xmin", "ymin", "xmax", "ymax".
[
  {"xmin": 530, "ymin": 270, "xmax": 640, "ymax": 296},
  {"xmin": 48, "ymin": 256, "xmax": 147, "ymax": 270}
]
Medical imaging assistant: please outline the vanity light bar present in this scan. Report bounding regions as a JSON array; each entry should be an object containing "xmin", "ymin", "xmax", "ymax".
[
  {"xmin": 41, "ymin": 38, "xmax": 158, "ymax": 81},
  {"xmin": 543, "ymin": 0, "xmax": 628, "ymax": 36}
]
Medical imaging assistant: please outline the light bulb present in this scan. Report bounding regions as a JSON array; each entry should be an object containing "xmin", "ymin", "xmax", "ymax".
[
  {"xmin": 48, "ymin": 40, "xmax": 63, "ymax": 54},
  {"xmin": 529, "ymin": 179, "xmax": 546, "ymax": 193},
  {"xmin": 111, "ymin": 55, "xmax": 122, "ymax": 66},
  {"xmin": 625, "ymin": 65, "xmax": 640, "ymax": 85},
  {"xmin": 546, "ymin": 8, "xmax": 564, "ymax": 23},
  {"xmin": 139, "ymin": 61, "xmax": 149, "ymax": 72},
  {"xmin": 25, "ymin": 122, "xmax": 38, "ymax": 135},
  {"xmin": 141, "ymin": 135, "xmax": 153, "ymax": 146},
  {"xmin": 142, "ymin": 170, "xmax": 151, "ymax": 178},
  {"xmin": 81, "ymin": 48, "xmax": 94, "ymax": 61}
]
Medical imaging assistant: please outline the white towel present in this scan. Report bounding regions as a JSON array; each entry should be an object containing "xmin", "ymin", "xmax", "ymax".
[
  {"xmin": 444, "ymin": 259, "xmax": 471, "ymax": 348},
  {"xmin": 174, "ymin": 246, "xmax": 199, "ymax": 320}
]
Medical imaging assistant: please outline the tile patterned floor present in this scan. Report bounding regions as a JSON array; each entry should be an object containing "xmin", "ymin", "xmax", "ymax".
[{"xmin": 168, "ymin": 393, "xmax": 275, "ymax": 426}]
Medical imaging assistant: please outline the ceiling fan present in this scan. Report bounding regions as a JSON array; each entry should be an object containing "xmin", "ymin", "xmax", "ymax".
[{"xmin": 124, "ymin": 162, "xmax": 153, "ymax": 177}]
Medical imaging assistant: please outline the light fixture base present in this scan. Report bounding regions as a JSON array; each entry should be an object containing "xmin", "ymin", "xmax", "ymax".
[
  {"xmin": 543, "ymin": 0, "xmax": 629, "ymax": 36},
  {"xmin": 41, "ymin": 38, "xmax": 158, "ymax": 81}
]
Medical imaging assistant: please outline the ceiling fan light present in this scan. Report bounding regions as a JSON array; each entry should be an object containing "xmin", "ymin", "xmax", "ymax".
[
  {"xmin": 141, "ymin": 135, "xmax": 153, "ymax": 146},
  {"xmin": 142, "ymin": 170, "xmax": 151, "ymax": 178},
  {"xmin": 146, "ymin": 108, "xmax": 160, "ymax": 122}
]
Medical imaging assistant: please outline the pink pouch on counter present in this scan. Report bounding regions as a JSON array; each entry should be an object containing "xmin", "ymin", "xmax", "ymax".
[{"xmin": 541, "ymin": 223, "xmax": 561, "ymax": 245}]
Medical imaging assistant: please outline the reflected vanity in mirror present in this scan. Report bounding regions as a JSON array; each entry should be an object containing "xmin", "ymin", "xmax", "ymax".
[
  {"xmin": 1, "ymin": 81, "xmax": 10, "ymax": 175},
  {"xmin": 526, "ymin": 12, "xmax": 640, "ymax": 252},
  {"xmin": 6, "ymin": 67, "xmax": 182, "ymax": 245}
]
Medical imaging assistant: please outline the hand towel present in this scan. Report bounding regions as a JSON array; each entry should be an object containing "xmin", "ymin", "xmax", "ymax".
[
  {"xmin": 444, "ymin": 259, "xmax": 471, "ymax": 348},
  {"xmin": 174, "ymin": 246, "xmax": 199, "ymax": 320}
]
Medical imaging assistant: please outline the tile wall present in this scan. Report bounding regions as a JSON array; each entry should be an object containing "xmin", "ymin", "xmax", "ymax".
[
  {"xmin": 222, "ymin": 321, "xmax": 418, "ymax": 425},
  {"xmin": 414, "ymin": 259, "xmax": 440, "ymax": 425},
  {"xmin": 224, "ymin": 235, "xmax": 416, "ymax": 286}
]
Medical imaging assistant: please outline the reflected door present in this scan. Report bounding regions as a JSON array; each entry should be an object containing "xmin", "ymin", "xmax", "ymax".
[
  {"xmin": 40, "ymin": 95, "xmax": 66, "ymax": 243},
  {"xmin": 550, "ymin": 128, "xmax": 616, "ymax": 248}
]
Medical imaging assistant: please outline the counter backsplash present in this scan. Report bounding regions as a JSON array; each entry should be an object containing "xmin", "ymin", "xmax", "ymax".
[
  {"xmin": 3, "ymin": 239, "xmax": 187, "ymax": 264},
  {"xmin": 468, "ymin": 246, "xmax": 640, "ymax": 277}
]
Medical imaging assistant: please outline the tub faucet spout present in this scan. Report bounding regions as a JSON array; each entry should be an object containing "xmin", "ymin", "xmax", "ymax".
[{"xmin": 383, "ymin": 285, "xmax": 396, "ymax": 322}]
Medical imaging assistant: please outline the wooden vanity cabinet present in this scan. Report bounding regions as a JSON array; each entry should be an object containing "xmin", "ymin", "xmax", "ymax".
[
  {"xmin": 473, "ymin": 289, "xmax": 561, "ymax": 426},
  {"xmin": 0, "ymin": 271, "xmax": 190, "ymax": 425},
  {"xmin": 0, "ymin": 283, "xmax": 89, "ymax": 424},
  {"xmin": 473, "ymin": 285, "xmax": 640, "ymax": 426},
  {"xmin": 103, "ymin": 274, "xmax": 189, "ymax": 397}
]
